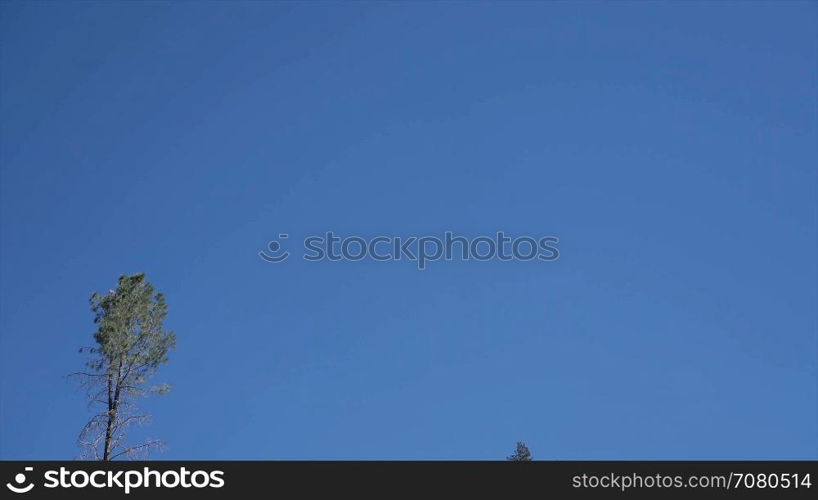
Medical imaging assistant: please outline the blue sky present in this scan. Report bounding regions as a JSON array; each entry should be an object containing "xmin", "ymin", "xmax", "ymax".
[{"xmin": 1, "ymin": 1, "xmax": 816, "ymax": 460}]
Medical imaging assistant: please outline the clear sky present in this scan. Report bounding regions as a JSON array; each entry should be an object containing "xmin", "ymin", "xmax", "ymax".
[{"xmin": 1, "ymin": 1, "xmax": 816, "ymax": 460}]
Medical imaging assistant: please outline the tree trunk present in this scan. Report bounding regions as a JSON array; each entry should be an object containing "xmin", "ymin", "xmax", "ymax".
[
  {"xmin": 103, "ymin": 358, "xmax": 124, "ymax": 461},
  {"xmin": 103, "ymin": 373, "xmax": 114, "ymax": 460}
]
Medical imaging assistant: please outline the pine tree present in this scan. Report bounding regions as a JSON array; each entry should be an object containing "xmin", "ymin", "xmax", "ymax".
[
  {"xmin": 71, "ymin": 273, "xmax": 176, "ymax": 460},
  {"xmin": 507, "ymin": 441, "xmax": 533, "ymax": 461}
]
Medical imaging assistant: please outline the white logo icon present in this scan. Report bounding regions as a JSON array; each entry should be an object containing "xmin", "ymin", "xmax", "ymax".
[{"xmin": 6, "ymin": 467, "xmax": 34, "ymax": 494}]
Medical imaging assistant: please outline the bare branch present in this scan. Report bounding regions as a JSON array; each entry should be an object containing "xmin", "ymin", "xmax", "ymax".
[{"xmin": 109, "ymin": 440, "xmax": 164, "ymax": 461}]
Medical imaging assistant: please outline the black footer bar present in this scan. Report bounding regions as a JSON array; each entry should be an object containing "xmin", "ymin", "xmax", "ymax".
[{"xmin": 2, "ymin": 461, "xmax": 815, "ymax": 498}]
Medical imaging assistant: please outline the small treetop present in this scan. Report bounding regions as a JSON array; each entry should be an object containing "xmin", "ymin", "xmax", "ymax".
[{"xmin": 507, "ymin": 441, "xmax": 532, "ymax": 461}]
